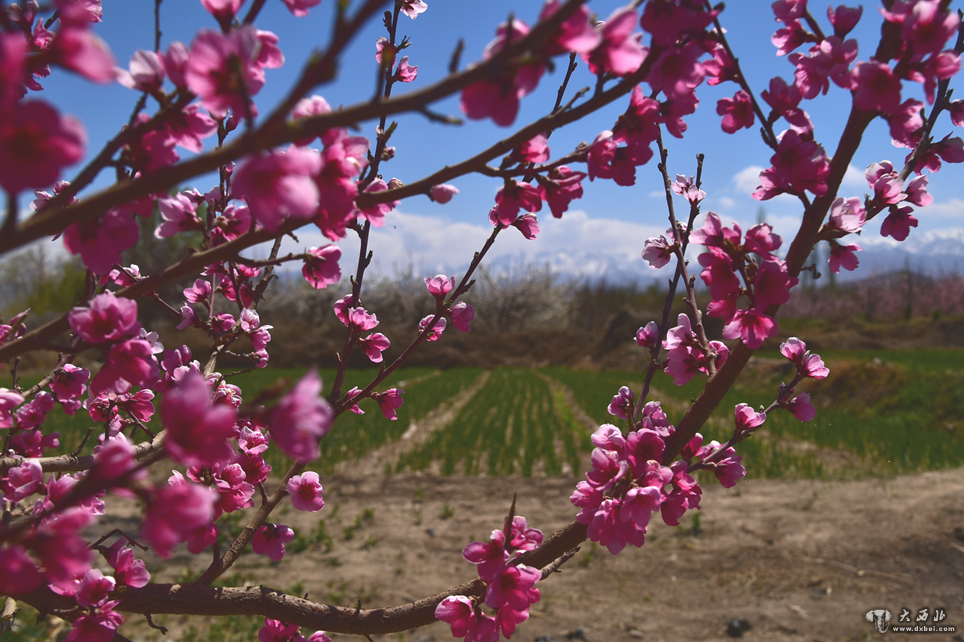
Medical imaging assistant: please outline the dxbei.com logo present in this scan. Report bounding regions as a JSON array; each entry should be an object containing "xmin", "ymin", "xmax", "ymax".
[
  {"xmin": 865, "ymin": 607, "xmax": 955, "ymax": 634},
  {"xmin": 865, "ymin": 609, "xmax": 893, "ymax": 633}
]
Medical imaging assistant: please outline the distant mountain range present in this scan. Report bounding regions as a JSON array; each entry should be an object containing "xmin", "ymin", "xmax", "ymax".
[{"xmin": 478, "ymin": 227, "xmax": 964, "ymax": 284}]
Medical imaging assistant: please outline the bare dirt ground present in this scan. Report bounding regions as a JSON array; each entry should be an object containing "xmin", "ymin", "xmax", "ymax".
[{"xmin": 116, "ymin": 460, "xmax": 964, "ymax": 642}]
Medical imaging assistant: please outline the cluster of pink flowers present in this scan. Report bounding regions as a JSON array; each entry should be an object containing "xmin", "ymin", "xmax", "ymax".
[
  {"xmin": 690, "ymin": 212, "xmax": 798, "ymax": 349},
  {"xmin": 662, "ymin": 313, "xmax": 730, "ymax": 385},
  {"xmin": 572, "ymin": 418, "xmax": 702, "ymax": 554},
  {"xmin": 436, "ymin": 516, "xmax": 543, "ymax": 641},
  {"xmin": 777, "ymin": 337, "xmax": 830, "ymax": 422},
  {"xmin": 752, "ymin": 0, "xmax": 963, "ymax": 200}
]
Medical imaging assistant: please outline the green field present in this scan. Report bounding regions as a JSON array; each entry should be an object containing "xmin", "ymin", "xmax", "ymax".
[{"xmin": 5, "ymin": 350, "xmax": 963, "ymax": 480}]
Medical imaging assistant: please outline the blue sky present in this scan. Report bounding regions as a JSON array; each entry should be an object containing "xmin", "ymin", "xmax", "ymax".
[{"xmin": 32, "ymin": 0, "xmax": 964, "ymax": 280}]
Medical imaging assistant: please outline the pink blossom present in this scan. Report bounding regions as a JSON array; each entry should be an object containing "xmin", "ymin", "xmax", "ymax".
[
  {"xmin": 493, "ymin": 180, "xmax": 542, "ymax": 226},
  {"xmin": 116, "ymin": 49, "xmax": 164, "ymax": 92},
  {"xmin": 269, "ymin": 370, "xmax": 334, "ymax": 462},
  {"xmin": 829, "ymin": 242, "xmax": 860, "ymax": 273},
  {"xmin": 186, "ymin": 27, "xmax": 265, "ymax": 119},
  {"xmin": 641, "ymin": 236, "xmax": 673, "ymax": 269},
  {"xmin": 449, "ymin": 302, "xmax": 474, "ymax": 333},
  {"xmin": 159, "ymin": 41, "xmax": 189, "ymax": 88},
  {"xmin": 436, "ymin": 596, "xmax": 477, "ymax": 638},
  {"xmin": 0, "ymin": 545, "xmax": 42, "ymax": 595},
  {"xmin": 734, "ymin": 403, "xmax": 766, "ymax": 437},
  {"xmin": 63, "ymin": 207, "xmax": 140, "ymax": 274},
  {"xmin": 155, "ymin": 192, "xmax": 202, "ymax": 239},
  {"xmin": 586, "ymin": 131, "xmax": 637, "ymax": 185},
  {"xmin": 76, "ymin": 568, "xmax": 115, "ymax": 607},
  {"xmin": 640, "ymin": 0, "xmax": 717, "ymax": 47},
  {"xmin": 612, "ymin": 86, "xmax": 660, "ymax": 164},
  {"xmin": 0, "ymin": 100, "xmax": 85, "ymax": 194},
  {"xmin": 460, "ymin": 19, "xmax": 545, "ymax": 127},
  {"xmin": 511, "ymin": 212, "xmax": 540, "ymax": 239},
  {"xmin": 786, "ymin": 392, "xmax": 817, "ymax": 421},
  {"xmin": 850, "ymin": 61, "xmax": 902, "ymax": 114},
  {"xmin": 233, "ymin": 147, "xmax": 322, "ymax": 232},
  {"xmin": 167, "ymin": 104, "xmax": 218, "ymax": 153},
  {"xmin": 485, "ymin": 563, "xmax": 540, "ymax": 611},
  {"xmin": 880, "ymin": 205, "xmax": 919, "ymax": 242},
  {"xmin": 904, "ymin": 175, "xmax": 932, "ymax": 207},
  {"xmin": 287, "ymin": 471, "xmax": 325, "ymax": 512},
  {"xmin": 772, "ymin": 20, "xmax": 808, "ymax": 56},
  {"xmin": 888, "ymin": 98, "xmax": 925, "ymax": 148},
  {"xmin": 201, "ymin": 0, "xmax": 243, "ymax": 20},
  {"xmin": 760, "ymin": 76, "xmax": 812, "ymax": 131},
  {"xmin": 463, "ymin": 531, "xmax": 509, "ymax": 581},
  {"xmin": 49, "ymin": 4, "xmax": 115, "ymax": 83},
  {"xmin": 721, "ymin": 309, "xmax": 778, "ymax": 350},
  {"xmin": 537, "ymin": 166, "xmax": 585, "ymax": 218},
  {"xmin": 314, "ymin": 133, "xmax": 369, "ymax": 240},
  {"xmin": 89, "ymin": 338, "xmax": 158, "ymax": 395},
  {"xmin": 539, "ymin": 0, "xmax": 601, "ymax": 55},
  {"xmin": 607, "ymin": 386, "xmax": 634, "ymax": 420},
  {"xmin": 753, "ymin": 129, "xmax": 831, "ymax": 199},
  {"xmin": 660, "ymin": 461, "xmax": 702, "ymax": 527},
  {"xmin": 50, "ymin": 364, "xmax": 89, "ymax": 401},
  {"xmin": 396, "ymin": 56, "xmax": 417, "ymax": 82},
  {"xmin": 186, "ymin": 524, "xmax": 218, "ymax": 554},
  {"xmin": 703, "ymin": 441, "xmax": 746, "ymax": 488},
  {"xmin": 303, "ymin": 245, "xmax": 342, "ymax": 289},
  {"xmin": 717, "ymin": 90, "xmax": 755, "ymax": 133},
  {"xmin": 425, "ymin": 275, "xmax": 454, "ymax": 301},
  {"xmin": 65, "ymin": 607, "xmax": 124, "ymax": 642},
  {"xmin": 828, "ymin": 5, "xmax": 863, "ymax": 38},
  {"xmin": 356, "ymin": 178, "xmax": 399, "ymax": 227},
  {"xmin": 103, "ymin": 541, "xmax": 150, "ymax": 588},
  {"xmin": 744, "ymin": 223, "xmax": 782, "ymax": 259},
  {"xmin": 430, "ymin": 184, "xmax": 459, "ymax": 203},
  {"xmin": 780, "ymin": 337, "xmax": 830, "ymax": 379},
  {"xmin": 0, "ymin": 388, "xmax": 24, "ymax": 429},
  {"xmin": 672, "ymin": 174, "xmax": 705, "ymax": 205},
  {"xmin": 515, "ymin": 133, "xmax": 550, "ymax": 164},
  {"xmin": 290, "ymin": 94, "xmax": 332, "ymax": 146},
  {"xmin": 648, "ymin": 42, "xmax": 705, "ymax": 102},
  {"xmin": 399, "ymin": 0, "xmax": 427, "ymax": 19},
  {"xmin": 67, "ymin": 291, "xmax": 140, "ymax": 344},
  {"xmin": 788, "ymin": 36, "xmax": 858, "ymax": 98},
  {"xmin": 2, "ymin": 458, "xmax": 44, "ymax": 502},
  {"xmin": 162, "ymin": 372, "xmax": 237, "ymax": 468},
  {"xmin": 142, "ymin": 480, "xmax": 217, "ymax": 558},
  {"xmin": 373, "ymin": 388, "xmax": 404, "ymax": 420},
  {"xmin": 281, "ymin": 0, "xmax": 322, "ymax": 18},
  {"xmin": 418, "ymin": 315, "xmax": 446, "ymax": 341},
  {"xmin": 581, "ymin": 6, "xmax": 646, "ymax": 77},
  {"xmin": 635, "ymin": 321, "xmax": 659, "ymax": 349},
  {"xmin": 698, "ymin": 246, "xmax": 740, "ymax": 301},
  {"xmin": 754, "ymin": 260, "xmax": 797, "ymax": 310},
  {"xmin": 826, "ymin": 196, "xmax": 866, "ymax": 233},
  {"xmin": 252, "ymin": 523, "xmax": 295, "ymax": 561},
  {"xmin": 881, "ymin": 0, "xmax": 958, "ymax": 58},
  {"xmin": 259, "ymin": 618, "xmax": 304, "ymax": 642},
  {"xmin": 358, "ymin": 332, "xmax": 391, "ymax": 363}
]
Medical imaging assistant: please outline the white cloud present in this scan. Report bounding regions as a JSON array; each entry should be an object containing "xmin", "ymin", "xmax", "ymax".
[
  {"xmin": 278, "ymin": 209, "xmax": 668, "ymax": 281},
  {"xmin": 733, "ymin": 165, "xmax": 765, "ymax": 195},
  {"xmin": 917, "ymin": 198, "xmax": 964, "ymax": 220},
  {"xmin": 716, "ymin": 195, "xmax": 736, "ymax": 210},
  {"xmin": 841, "ymin": 163, "xmax": 865, "ymax": 189}
]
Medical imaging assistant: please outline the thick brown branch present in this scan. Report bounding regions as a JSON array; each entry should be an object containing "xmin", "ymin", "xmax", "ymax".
[{"xmin": 18, "ymin": 521, "xmax": 588, "ymax": 635}]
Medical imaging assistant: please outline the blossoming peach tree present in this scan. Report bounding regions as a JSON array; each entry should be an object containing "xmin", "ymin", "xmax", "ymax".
[{"xmin": 0, "ymin": 0, "xmax": 961, "ymax": 639}]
